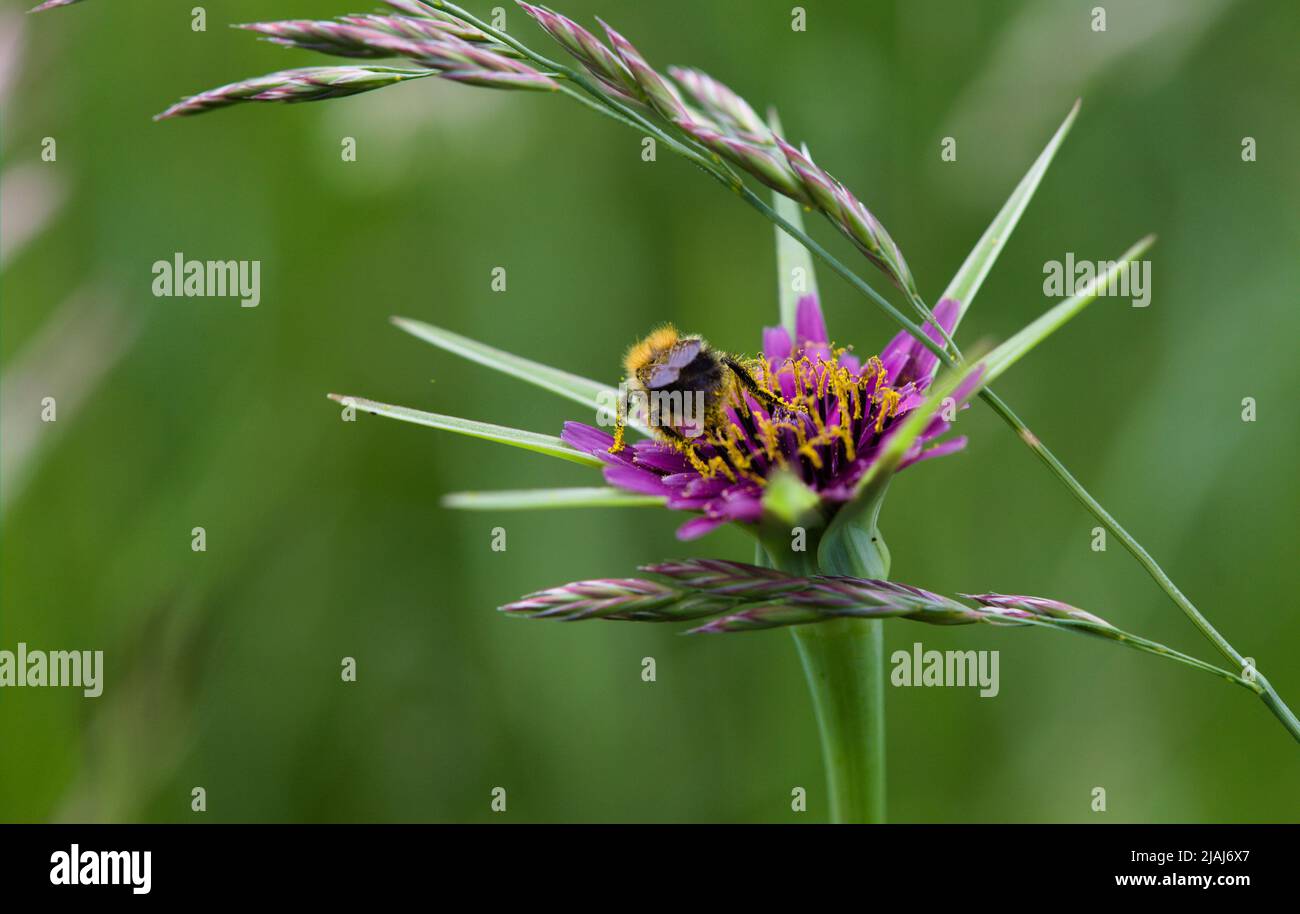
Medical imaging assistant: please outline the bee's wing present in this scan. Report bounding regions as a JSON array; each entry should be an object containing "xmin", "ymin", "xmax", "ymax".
[
  {"xmin": 667, "ymin": 339, "xmax": 703, "ymax": 367},
  {"xmin": 645, "ymin": 363, "xmax": 681, "ymax": 387},
  {"xmin": 646, "ymin": 339, "xmax": 702, "ymax": 387}
]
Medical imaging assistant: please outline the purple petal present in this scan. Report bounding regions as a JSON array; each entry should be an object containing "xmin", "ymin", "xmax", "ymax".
[
  {"xmin": 910, "ymin": 298, "xmax": 962, "ymax": 381},
  {"xmin": 717, "ymin": 490, "xmax": 763, "ymax": 522},
  {"xmin": 819, "ymin": 481, "xmax": 857, "ymax": 502},
  {"xmin": 665, "ymin": 493, "xmax": 712, "ymax": 511},
  {"xmin": 921, "ymin": 412, "xmax": 950, "ymax": 440},
  {"xmin": 877, "ymin": 298, "xmax": 963, "ymax": 386},
  {"xmin": 631, "ymin": 444, "xmax": 690, "ymax": 473},
  {"xmin": 795, "ymin": 294, "xmax": 828, "ymax": 348},
  {"xmin": 895, "ymin": 390, "xmax": 926, "ymax": 413},
  {"xmin": 681, "ymin": 475, "xmax": 731, "ymax": 498},
  {"xmin": 763, "ymin": 325, "xmax": 792, "ymax": 362},
  {"xmin": 899, "ymin": 436, "xmax": 967, "ymax": 469},
  {"xmin": 603, "ymin": 463, "xmax": 670, "ymax": 496},
  {"xmin": 882, "ymin": 354, "xmax": 909, "ymax": 388},
  {"xmin": 952, "ymin": 363, "xmax": 986, "ymax": 403},
  {"xmin": 562, "ymin": 421, "xmax": 613, "ymax": 455},
  {"xmin": 676, "ymin": 515, "xmax": 727, "ymax": 540},
  {"xmin": 910, "ymin": 345, "xmax": 941, "ymax": 387},
  {"xmin": 932, "ymin": 297, "xmax": 961, "ymax": 336},
  {"xmin": 879, "ymin": 328, "xmax": 913, "ymax": 371}
]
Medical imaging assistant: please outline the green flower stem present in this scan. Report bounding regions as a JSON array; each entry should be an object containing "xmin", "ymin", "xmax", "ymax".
[
  {"xmin": 436, "ymin": 0, "xmax": 1300, "ymax": 743},
  {"xmin": 768, "ymin": 539, "xmax": 889, "ymax": 825},
  {"xmin": 791, "ymin": 618, "xmax": 887, "ymax": 824}
]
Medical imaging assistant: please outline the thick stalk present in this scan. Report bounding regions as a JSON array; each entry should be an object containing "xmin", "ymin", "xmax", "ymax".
[
  {"xmin": 791, "ymin": 619, "xmax": 887, "ymax": 824},
  {"xmin": 768, "ymin": 537, "xmax": 889, "ymax": 824}
]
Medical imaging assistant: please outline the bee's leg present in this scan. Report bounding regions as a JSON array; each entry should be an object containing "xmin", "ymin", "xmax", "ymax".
[
  {"xmin": 722, "ymin": 357, "xmax": 805, "ymax": 417},
  {"xmin": 607, "ymin": 408, "xmax": 627, "ymax": 454},
  {"xmin": 607, "ymin": 381, "xmax": 633, "ymax": 454}
]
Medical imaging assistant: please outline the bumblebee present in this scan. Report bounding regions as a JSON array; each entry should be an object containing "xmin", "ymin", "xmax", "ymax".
[{"xmin": 609, "ymin": 324, "xmax": 800, "ymax": 457}]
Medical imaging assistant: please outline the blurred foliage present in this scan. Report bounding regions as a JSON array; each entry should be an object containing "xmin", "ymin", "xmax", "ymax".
[{"xmin": 1, "ymin": 0, "xmax": 1297, "ymax": 822}]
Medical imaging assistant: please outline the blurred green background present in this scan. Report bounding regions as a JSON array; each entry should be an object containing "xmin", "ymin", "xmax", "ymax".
[{"xmin": 2, "ymin": 0, "xmax": 1297, "ymax": 823}]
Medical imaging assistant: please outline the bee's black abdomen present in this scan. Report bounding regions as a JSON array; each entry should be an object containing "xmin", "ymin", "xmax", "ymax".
[
  {"xmin": 640, "ymin": 345, "xmax": 727, "ymax": 432},
  {"xmin": 649, "ymin": 350, "xmax": 724, "ymax": 394}
]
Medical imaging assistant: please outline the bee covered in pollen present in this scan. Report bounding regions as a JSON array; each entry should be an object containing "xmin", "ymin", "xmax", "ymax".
[{"xmin": 608, "ymin": 324, "xmax": 804, "ymax": 476}]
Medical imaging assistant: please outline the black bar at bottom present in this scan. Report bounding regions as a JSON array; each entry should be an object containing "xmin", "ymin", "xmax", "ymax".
[{"xmin": 0, "ymin": 824, "xmax": 1288, "ymax": 899}]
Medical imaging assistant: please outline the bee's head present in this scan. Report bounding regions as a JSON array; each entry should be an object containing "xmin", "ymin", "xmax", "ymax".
[{"xmin": 623, "ymin": 323, "xmax": 682, "ymax": 380}]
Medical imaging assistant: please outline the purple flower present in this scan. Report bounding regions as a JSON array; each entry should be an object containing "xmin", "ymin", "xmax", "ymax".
[{"xmin": 562, "ymin": 295, "xmax": 969, "ymax": 540}]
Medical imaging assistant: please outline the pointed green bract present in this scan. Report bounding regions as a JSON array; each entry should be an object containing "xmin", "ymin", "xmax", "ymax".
[
  {"xmin": 768, "ymin": 110, "xmax": 819, "ymax": 336},
  {"xmin": 941, "ymin": 100, "xmax": 1081, "ymax": 336},
  {"xmin": 817, "ymin": 481, "xmax": 890, "ymax": 580},
  {"xmin": 390, "ymin": 316, "xmax": 647, "ymax": 436},
  {"xmin": 325, "ymin": 393, "xmax": 601, "ymax": 467},
  {"xmin": 822, "ymin": 357, "xmax": 985, "ymax": 556},
  {"xmin": 442, "ymin": 487, "xmax": 664, "ymax": 510},
  {"xmin": 391, "ymin": 315, "xmax": 605, "ymax": 406},
  {"xmin": 819, "ymin": 355, "xmax": 985, "ymax": 577},
  {"xmin": 979, "ymin": 235, "xmax": 1155, "ymax": 386}
]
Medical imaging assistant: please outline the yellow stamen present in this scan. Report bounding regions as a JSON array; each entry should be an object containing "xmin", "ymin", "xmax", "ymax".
[{"xmin": 874, "ymin": 387, "xmax": 901, "ymax": 432}]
